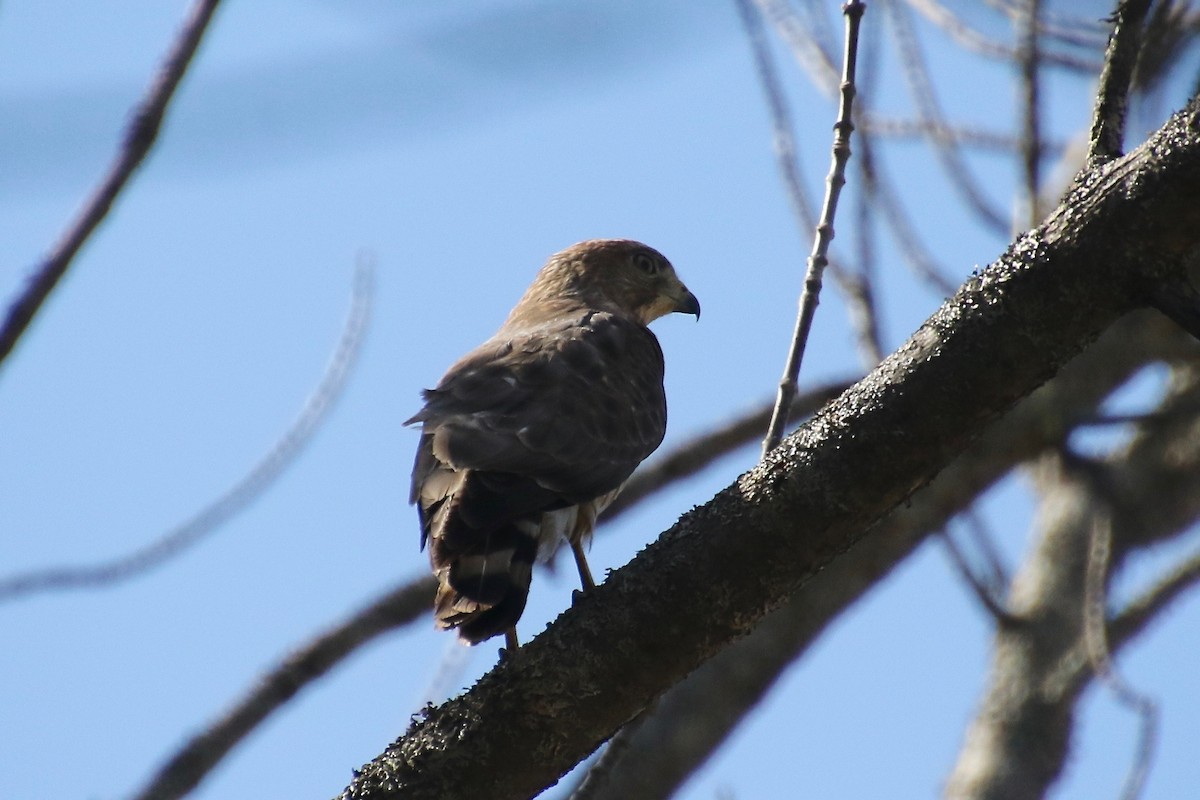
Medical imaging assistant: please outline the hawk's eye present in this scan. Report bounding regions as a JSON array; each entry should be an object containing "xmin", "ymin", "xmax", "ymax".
[{"xmin": 632, "ymin": 252, "xmax": 660, "ymax": 275}]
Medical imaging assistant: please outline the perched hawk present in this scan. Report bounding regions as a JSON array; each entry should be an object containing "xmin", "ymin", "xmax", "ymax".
[{"xmin": 406, "ymin": 239, "xmax": 699, "ymax": 648}]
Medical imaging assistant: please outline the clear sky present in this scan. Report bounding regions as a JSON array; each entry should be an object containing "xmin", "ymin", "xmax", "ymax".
[{"xmin": 2, "ymin": 2, "xmax": 1198, "ymax": 799}]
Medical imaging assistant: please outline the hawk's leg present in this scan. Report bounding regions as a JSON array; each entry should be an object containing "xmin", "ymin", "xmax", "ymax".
[
  {"xmin": 570, "ymin": 538, "xmax": 597, "ymax": 591},
  {"xmin": 501, "ymin": 627, "xmax": 520, "ymax": 658}
]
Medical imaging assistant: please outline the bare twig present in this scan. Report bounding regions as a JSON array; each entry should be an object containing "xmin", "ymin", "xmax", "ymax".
[
  {"xmin": 1088, "ymin": 0, "xmax": 1154, "ymax": 164},
  {"xmin": 1016, "ymin": 0, "xmax": 1044, "ymax": 231},
  {"xmin": 871, "ymin": 174, "xmax": 959, "ymax": 294},
  {"xmin": 962, "ymin": 508, "xmax": 1011, "ymax": 591},
  {"xmin": 762, "ymin": 1, "xmax": 866, "ymax": 456},
  {"xmin": 0, "ymin": 260, "xmax": 374, "ymax": 603},
  {"xmin": 0, "ymin": 0, "xmax": 224, "ymax": 372},
  {"xmin": 755, "ymin": 0, "xmax": 840, "ymax": 96},
  {"xmin": 986, "ymin": 0, "xmax": 1114, "ymax": 49},
  {"xmin": 907, "ymin": 0, "xmax": 1101, "ymax": 72},
  {"xmin": 1110, "ymin": 546, "xmax": 1200, "ymax": 648},
  {"xmin": 1083, "ymin": 512, "xmax": 1159, "ymax": 800},
  {"xmin": 129, "ymin": 575, "xmax": 436, "ymax": 800},
  {"xmin": 938, "ymin": 527, "xmax": 1019, "ymax": 625},
  {"xmin": 885, "ymin": 0, "xmax": 1011, "ymax": 235},
  {"xmin": 848, "ymin": 137, "xmax": 886, "ymax": 364},
  {"xmin": 736, "ymin": 0, "xmax": 818, "ymax": 232},
  {"xmin": 738, "ymin": 0, "xmax": 883, "ymax": 368},
  {"xmin": 859, "ymin": 114, "xmax": 1060, "ymax": 154}
]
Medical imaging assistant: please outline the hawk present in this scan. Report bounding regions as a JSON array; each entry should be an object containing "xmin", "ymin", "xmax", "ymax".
[{"xmin": 406, "ymin": 239, "xmax": 699, "ymax": 649}]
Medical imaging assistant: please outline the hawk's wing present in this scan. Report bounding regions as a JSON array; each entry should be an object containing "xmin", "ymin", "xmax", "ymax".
[{"xmin": 408, "ymin": 309, "xmax": 667, "ymax": 505}]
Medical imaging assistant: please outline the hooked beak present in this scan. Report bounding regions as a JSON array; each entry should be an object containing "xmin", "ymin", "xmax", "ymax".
[{"xmin": 673, "ymin": 287, "xmax": 701, "ymax": 320}]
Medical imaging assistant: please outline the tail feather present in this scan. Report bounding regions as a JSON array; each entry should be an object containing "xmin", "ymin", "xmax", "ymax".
[{"xmin": 432, "ymin": 519, "xmax": 538, "ymax": 644}]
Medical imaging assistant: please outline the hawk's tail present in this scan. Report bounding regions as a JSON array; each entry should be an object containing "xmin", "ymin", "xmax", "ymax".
[{"xmin": 432, "ymin": 520, "xmax": 539, "ymax": 645}]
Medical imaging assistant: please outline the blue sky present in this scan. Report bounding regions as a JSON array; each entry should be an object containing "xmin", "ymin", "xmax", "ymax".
[{"xmin": 2, "ymin": 2, "xmax": 1199, "ymax": 798}]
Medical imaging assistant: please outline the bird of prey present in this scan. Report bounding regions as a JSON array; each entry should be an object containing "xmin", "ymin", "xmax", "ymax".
[{"xmin": 406, "ymin": 239, "xmax": 699, "ymax": 650}]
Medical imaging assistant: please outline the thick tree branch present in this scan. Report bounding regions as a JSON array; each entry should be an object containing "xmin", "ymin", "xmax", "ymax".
[
  {"xmin": 624, "ymin": 344, "xmax": 1200, "ymax": 800},
  {"xmin": 591, "ymin": 312, "xmax": 1191, "ymax": 800},
  {"xmin": 339, "ymin": 102, "xmax": 1200, "ymax": 800}
]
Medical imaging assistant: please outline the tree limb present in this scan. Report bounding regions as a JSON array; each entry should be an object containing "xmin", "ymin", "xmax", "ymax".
[{"xmin": 590, "ymin": 311, "xmax": 1190, "ymax": 800}]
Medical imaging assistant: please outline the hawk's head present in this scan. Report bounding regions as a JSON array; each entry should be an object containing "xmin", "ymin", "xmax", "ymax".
[{"xmin": 530, "ymin": 239, "xmax": 700, "ymax": 326}]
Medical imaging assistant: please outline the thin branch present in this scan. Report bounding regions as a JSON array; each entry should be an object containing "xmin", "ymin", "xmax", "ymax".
[
  {"xmin": 856, "ymin": 121, "xmax": 960, "ymax": 295},
  {"xmin": 0, "ymin": 0, "xmax": 224, "ymax": 372},
  {"xmin": 129, "ymin": 575, "xmax": 436, "ymax": 800},
  {"xmin": 1017, "ymin": 0, "xmax": 1044, "ymax": 231},
  {"xmin": 907, "ymin": 0, "xmax": 1101, "ymax": 72},
  {"xmin": 1083, "ymin": 513, "xmax": 1158, "ymax": 800},
  {"xmin": 1111, "ymin": 546, "xmax": 1200, "ymax": 648},
  {"xmin": 859, "ymin": 113, "xmax": 1062, "ymax": 154},
  {"xmin": 885, "ymin": 0, "xmax": 1011, "ymax": 235},
  {"xmin": 738, "ymin": 0, "xmax": 883, "ymax": 369},
  {"xmin": 985, "ymin": 0, "xmax": 1113, "ymax": 50},
  {"xmin": 762, "ymin": 0, "xmax": 866, "ymax": 455},
  {"xmin": 938, "ymin": 527, "xmax": 1020, "ymax": 625},
  {"xmin": 0, "ymin": 259, "xmax": 374, "ymax": 603},
  {"xmin": 755, "ymin": 0, "xmax": 840, "ymax": 96},
  {"xmin": 1088, "ymin": 0, "xmax": 1154, "ymax": 164},
  {"xmin": 962, "ymin": 508, "xmax": 1011, "ymax": 592},
  {"xmin": 736, "ymin": 0, "xmax": 819, "ymax": 230},
  {"xmin": 849, "ymin": 131, "xmax": 886, "ymax": 365}
]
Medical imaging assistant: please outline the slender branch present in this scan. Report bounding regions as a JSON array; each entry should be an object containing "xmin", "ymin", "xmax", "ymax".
[
  {"xmin": 906, "ymin": 0, "xmax": 1101, "ymax": 72},
  {"xmin": 1088, "ymin": 0, "xmax": 1154, "ymax": 164},
  {"xmin": 1017, "ymin": 0, "xmax": 1044, "ymax": 231},
  {"xmin": 736, "ymin": 0, "xmax": 818, "ymax": 230},
  {"xmin": 762, "ymin": 0, "xmax": 866, "ymax": 455},
  {"xmin": 738, "ymin": 0, "xmax": 883, "ymax": 369},
  {"xmin": 848, "ymin": 133, "xmax": 886, "ymax": 365},
  {"xmin": 857, "ymin": 121, "xmax": 959, "ymax": 295},
  {"xmin": 962, "ymin": 508, "xmax": 1011, "ymax": 591},
  {"xmin": 1083, "ymin": 513, "xmax": 1158, "ymax": 800},
  {"xmin": 1110, "ymin": 546, "xmax": 1200, "ymax": 649},
  {"xmin": 0, "ymin": 260, "xmax": 374, "ymax": 603},
  {"xmin": 885, "ymin": 0, "xmax": 1011, "ymax": 235},
  {"xmin": 860, "ymin": 114, "xmax": 1061, "ymax": 154},
  {"xmin": 0, "ymin": 0, "xmax": 224, "ymax": 372},
  {"xmin": 984, "ymin": 0, "xmax": 1111, "ymax": 49},
  {"xmin": 129, "ymin": 575, "xmax": 436, "ymax": 800},
  {"xmin": 755, "ymin": 0, "xmax": 840, "ymax": 96},
  {"xmin": 938, "ymin": 527, "xmax": 1019, "ymax": 625}
]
